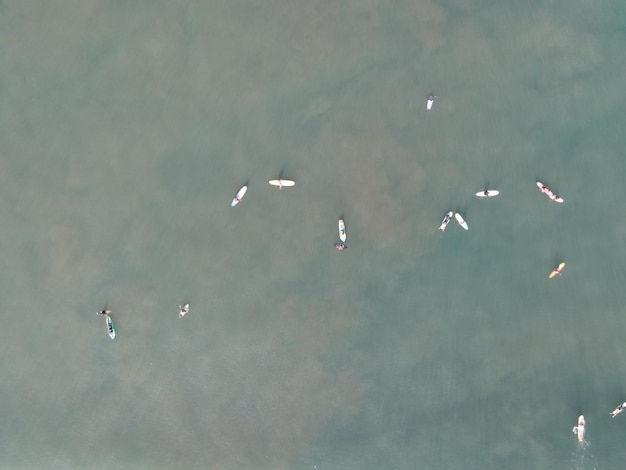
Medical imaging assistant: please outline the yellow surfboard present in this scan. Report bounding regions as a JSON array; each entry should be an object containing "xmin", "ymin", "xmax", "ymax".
[{"xmin": 549, "ymin": 262, "xmax": 566, "ymax": 279}]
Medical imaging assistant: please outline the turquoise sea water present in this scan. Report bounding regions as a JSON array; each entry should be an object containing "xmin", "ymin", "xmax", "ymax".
[{"xmin": 1, "ymin": 1, "xmax": 626, "ymax": 468}]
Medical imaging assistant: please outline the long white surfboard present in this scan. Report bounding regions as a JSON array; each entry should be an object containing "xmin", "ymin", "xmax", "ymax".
[
  {"xmin": 476, "ymin": 190, "xmax": 499, "ymax": 198},
  {"xmin": 338, "ymin": 219, "xmax": 346, "ymax": 242},
  {"xmin": 455, "ymin": 212, "xmax": 468, "ymax": 230},
  {"xmin": 269, "ymin": 179, "xmax": 295, "ymax": 188},
  {"xmin": 231, "ymin": 185, "xmax": 247, "ymax": 206},
  {"xmin": 426, "ymin": 95, "xmax": 435, "ymax": 110}
]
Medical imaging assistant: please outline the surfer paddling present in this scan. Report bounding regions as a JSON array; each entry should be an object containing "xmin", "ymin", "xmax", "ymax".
[
  {"xmin": 178, "ymin": 303, "xmax": 190, "ymax": 318},
  {"xmin": 611, "ymin": 402, "xmax": 626, "ymax": 418},
  {"xmin": 426, "ymin": 95, "xmax": 435, "ymax": 110},
  {"xmin": 231, "ymin": 185, "xmax": 248, "ymax": 207},
  {"xmin": 548, "ymin": 262, "xmax": 566, "ymax": 279},
  {"xmin": 536, "ymin": 181, "xmax": 564, "ymax": 203}
]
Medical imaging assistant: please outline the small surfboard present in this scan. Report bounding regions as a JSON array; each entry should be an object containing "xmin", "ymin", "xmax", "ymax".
[
  {"xmin": 338, "ymin": 219, "xmax": 346, "ymax": 242},
  {"xmin": 231, "ymin": 185, "xmax": 248, "ymax": 206},
  {"xmin": 548, "ymin": 262, "xmax": 566, "ymax": 279},
  {"xmin": 269, "ymin": 179, "xmax": 295, "ymax": 188},
  {"xmin": 439, "ymin": 211, "xmax": 453, "ymax": 231},
  {"xmin": 476, "ymin": 190, "xmax": 499, "ymax": 198},
  {"xmin": 454, "ymin": 212, "xmax": 468, "ymax": 230},
  {"xmin": 426, "ymin": 95, "xmax": 435, "ymax": 110}
]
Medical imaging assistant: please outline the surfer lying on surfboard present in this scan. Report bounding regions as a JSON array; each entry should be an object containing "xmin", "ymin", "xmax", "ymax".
[
  {"xmin": 178, "ymin": 303, "xmax": 190, "ymax": 318},
  {"xmin": 426, "ymin": 95, "xmax": 435, "ymax": 110},
  {"xmin": 611, "ymin": 402, "xmax": 626, "ymax": 418},
  {"xmin": 548, "ymin": 262, "xmax": 566, "ymax": 279},
  {"xmin": 269, "ymin": 179, "xmax": 295, "ymax": 188},
  {"xmin": 231, "ymin": 185, "xmax": 248, "ymax": 206},
  {"xmin": 536, "ymin": 182, "xmax": 564, "ymax": 203}
]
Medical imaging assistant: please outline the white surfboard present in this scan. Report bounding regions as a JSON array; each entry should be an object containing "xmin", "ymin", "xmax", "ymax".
[
  {"xmin": 269, "ymin": 179, "xmax": 295, "ymax": 188},
  {"xmin": 231, "ymin": 185, "xmax": 247, "ymax": 206},
  {"xmin": 439, "ymin": 211, "xmax": 453, "ymax": 231},
  {"xmin": 426, "ymin": 95, "xmax": 435, "ymax": 110},
  {"xmin": 338, "ymin": 219, "xmax": 346, "ymax": 242},
  {"xmin": 106, "ymin": 315, "xmax": 116, "ymax": 340},
  {"xmin": 454, "ymin": 212, "xmax": 468, "ymax": 230},
  {"xmin": 476, "ymin": 190, "xmax": 500, "ymax": 198}
]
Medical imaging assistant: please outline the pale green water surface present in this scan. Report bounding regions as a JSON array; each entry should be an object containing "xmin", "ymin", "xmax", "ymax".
[{"xmin": 1, "ymin": 1, "xmax": 626, "ymax": 469}]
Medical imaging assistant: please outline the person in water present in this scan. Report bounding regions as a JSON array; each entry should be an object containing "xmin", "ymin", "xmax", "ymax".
[
  {"xmin": 611, "ymin": 402, "xmax": 626, "ymax": 417},
  {"xmin": 97, "ymin": 309, "xmax": 111, "ymax": 316},
  {"xmin": 334, "ymin": 243, "xmax": 347, "ymax": 251}
]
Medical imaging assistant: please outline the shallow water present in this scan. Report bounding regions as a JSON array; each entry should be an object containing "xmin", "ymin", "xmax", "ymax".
[{"xmin": 1, "ymin": 0, "xmax": 626, "ymax": 468}]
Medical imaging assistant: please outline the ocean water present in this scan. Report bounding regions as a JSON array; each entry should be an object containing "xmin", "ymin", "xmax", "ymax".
[{"xmin": 1, "ymin": 0, "xmax": 626, "ymax": 468}]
